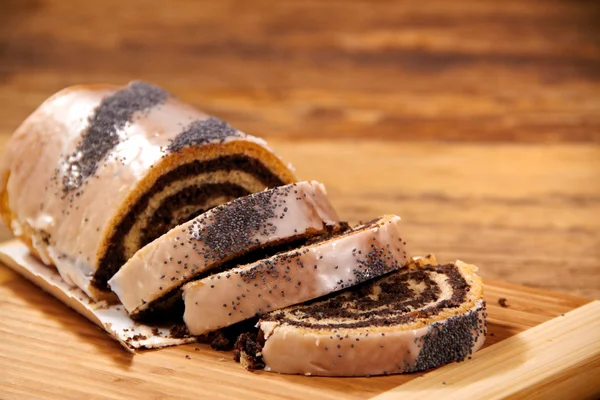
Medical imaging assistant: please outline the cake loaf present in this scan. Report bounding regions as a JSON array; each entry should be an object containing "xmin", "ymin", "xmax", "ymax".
[
  {"xmin": 0, "ymin": 81, "xmax": 296, "ymax": 299},
  {"xmin": 238, "ymin": 255, "xmax": 486, "ymax": 376},
  {"xmin": 109, "ymin": 181, "xmax": 340, "ymax": 319},
  {"xmin": 183, "ymin": 215, "xmax": 409, "ymax": 335}
]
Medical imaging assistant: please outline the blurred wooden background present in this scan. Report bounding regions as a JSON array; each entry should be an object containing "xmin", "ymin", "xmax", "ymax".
[{"xmin": 0, "ymin": 0, "xmax": 598, "ymax": 297}]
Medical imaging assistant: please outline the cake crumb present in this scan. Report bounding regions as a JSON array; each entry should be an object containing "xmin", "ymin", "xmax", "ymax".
[
  {"xmin": 169, "ymin": 324, "xmax": 190, "ymax": 338},
  {"xmin": 498, "ymin": 297, "xmax": 508, "ymax": 308},
  {"xmin": 233, "ymin": 332, "xmax": 265, "ymax": 371}
]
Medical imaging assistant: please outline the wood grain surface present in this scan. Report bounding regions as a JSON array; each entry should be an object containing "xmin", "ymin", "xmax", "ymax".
[
  {"xmin": 0, "ymin": 0, "xmax": 598, "ymax": 300},
  {"xmin": 1, "ymin": 2, "xmax": 599, "ymax": 398},
  {"xmin": 1, "ymin": 0, "xmax": 599, "ymax": 142},
  {"xmin": 0, "ymin": 257, "xmax": 593, "ymax": 400}
]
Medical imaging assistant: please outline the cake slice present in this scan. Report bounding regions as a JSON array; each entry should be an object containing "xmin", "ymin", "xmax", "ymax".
[
  {"xmin": 183, "ymin": 215, "xmax": 409, "ymax": 335},
  {"xmin": 238, "ymin": 255, "xmax": 486, "ymax": 376},
  {"xmin": 0, "ymin": 81, "xmax": 296, "ymax": 299},
  {"xmin": 109, "ymin": 181, "xmax": 340, "ymax": 319}
]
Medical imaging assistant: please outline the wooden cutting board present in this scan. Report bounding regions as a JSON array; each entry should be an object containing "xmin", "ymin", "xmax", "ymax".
[{"xmin": 0, "ymin": 258, "xmax": 598, "ymax": 399}]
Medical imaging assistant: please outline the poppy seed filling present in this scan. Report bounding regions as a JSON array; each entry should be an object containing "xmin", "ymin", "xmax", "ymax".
[
  {"xmin": 263, "ymin": 264, "xmax": 473, "ymax": 329},
  {"xmin": 93, "ymin": 155, "xmax": 285, "ymax": 291}
]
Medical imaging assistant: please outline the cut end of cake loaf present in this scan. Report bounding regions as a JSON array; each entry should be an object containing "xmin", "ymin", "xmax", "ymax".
[
  {"xmin": 248, "ymin": 255, "xmax": 486, "ymax": 376},
  {"xmin": 93, "ymin": 121, "xmax": 299, "ymax": 296},
  {"xmin": 93, "ymin": 134, "xmax": 300, "ymax": 292},
  {"xmin": 108, "ymin": 181, "xmax": 340, "ymax": 318},
  {"xmin": 182, "ymin": 215, "xmax": 409, "ymax": 336}
]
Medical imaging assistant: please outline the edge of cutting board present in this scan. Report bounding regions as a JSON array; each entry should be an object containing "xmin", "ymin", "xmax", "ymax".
[
  {"xmin": 0, "ymin": 239, "xmax": 598, "ymax": 400},
  {"xmin": 372, "ymin": 300, "xmax": 600, "ymax": 400}
]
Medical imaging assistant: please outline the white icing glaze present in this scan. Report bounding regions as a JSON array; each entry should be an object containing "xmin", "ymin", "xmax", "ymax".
[
  {"xmin": 182, "ymin": 215, "xmax": 408, "ymax": 335},
  {"xmin": 109, "ymin": 181, "xmax": 339, "ymax": 314},
  {"xmin": 0, "ymin": 83, "xmax": 295, "ymax": 299}
]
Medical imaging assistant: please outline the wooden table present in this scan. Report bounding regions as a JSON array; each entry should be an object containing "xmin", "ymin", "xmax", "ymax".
[
  {"xmin": 0, "ymin": 2, "xmax": 599, "ymax": 398},
  {"xmin": 1, "ymin": 251, "xmax": 598, "ymax": 399},
  {"xmin": 1, "ymin": 0, "xmax": 598, "ymax": 298}
]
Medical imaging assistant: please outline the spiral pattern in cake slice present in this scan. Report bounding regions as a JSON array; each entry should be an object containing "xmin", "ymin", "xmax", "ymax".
[
  {"xmin": 109, "ymin": 181, "xmax": 340, "ymax": 319},
  {"xmin": 183, "ymin": 215, "xmax": 409, "ymax": 335},
  {"xmin": 252, "ymin": 255, "xmax": 486, "ymax": 376},
  {"xmin": 0, "ymin": 81, "xmax": 296, "ymax": 299}
]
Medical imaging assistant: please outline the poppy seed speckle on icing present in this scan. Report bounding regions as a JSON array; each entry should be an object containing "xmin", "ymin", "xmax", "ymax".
[
  {"xmin": 409, "ymin": 304, "xmax": 486, "ymax": 372},
  {"xmin": 168, "ymin": 116, "xmax": 241, "ymax": 152},
  {"xmin": 187, "ymin": 186, "xmax": 292, "ymax": 260},
  {"xmin": 60, "ymin": 81, "xmax": 169, "ymax": 194},
  {"xmin": 185, "ymin": 216, "xmax": 407, "ymax": 329}
]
